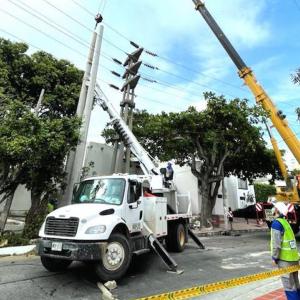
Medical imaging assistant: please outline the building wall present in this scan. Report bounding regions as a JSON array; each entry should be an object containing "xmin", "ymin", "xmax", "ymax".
[
  {"xmin": 0, "ymin": 185, "xmax": 31, "ymax": 215},
  {"xmin": 172, "ymin": 164, "xmax": 200, "ymax": 215},
  {"xmin": 0, "ymin": 142, "xmax": 115, "ymax": 215},
  {"xmin": 84, "ymin": 142, "xmax": 114, "ymax": 177}
]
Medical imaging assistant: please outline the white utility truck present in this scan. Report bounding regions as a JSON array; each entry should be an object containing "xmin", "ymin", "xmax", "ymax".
[{"xmin": 37, "ymin": 84, "xmax": 204, "ymax": 281}]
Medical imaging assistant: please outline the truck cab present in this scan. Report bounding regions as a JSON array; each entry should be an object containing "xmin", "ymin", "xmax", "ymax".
[{"xmin": 38, "ymin": 174, "xmax": 151, "ymax": 281}]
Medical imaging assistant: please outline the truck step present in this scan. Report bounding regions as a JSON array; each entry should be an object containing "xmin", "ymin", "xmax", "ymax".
[
  {"xmin": 133, "ymin": 249, "xmax": 150, "ymax": 256},
  {"xmin": 188, "ymin": 228, "xmax": 205, "ymax": 249},
  {"xmin": 148, "ymin": 235, "xmax": 177, "ymax": 272}
]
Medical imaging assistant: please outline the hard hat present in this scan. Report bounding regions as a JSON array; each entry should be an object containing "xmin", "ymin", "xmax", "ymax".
[{"xmin": 274, "ymin": 202, "xmax": 288, "ymax": 216}]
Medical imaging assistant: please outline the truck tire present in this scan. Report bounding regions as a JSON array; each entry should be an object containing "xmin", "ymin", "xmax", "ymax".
[
  {"xmin": 40, "ymin": 256, "xmax": 72, "ymax": 272},
  {"xmin": 166, "ymin": 223, "xmax": 186, "ymax": 252},
  {"xmin": 95, "ymin": 233, "xmax": 132, "ymax": 281}
]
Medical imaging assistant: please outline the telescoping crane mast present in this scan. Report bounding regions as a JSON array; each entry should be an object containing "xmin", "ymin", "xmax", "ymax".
[
  {"xmin": 192, "ymin": 0, "xmax": 300, "ymax": 165},
  {"xmin": 263, "ymin": 120, "xmax": 299, "ymax": 202}
]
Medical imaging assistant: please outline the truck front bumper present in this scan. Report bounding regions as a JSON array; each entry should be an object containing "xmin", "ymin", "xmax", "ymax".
[{"xmin": 37, "ymin": 238, "xmax": 107, "ymax": 261}]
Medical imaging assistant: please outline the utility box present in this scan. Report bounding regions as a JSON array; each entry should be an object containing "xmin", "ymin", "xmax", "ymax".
[{"xmin": 144, "ymin": 197, "xmax": 167, "ymax": 237}]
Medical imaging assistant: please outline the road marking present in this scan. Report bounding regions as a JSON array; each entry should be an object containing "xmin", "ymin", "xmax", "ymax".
[{"xmin": 135, "ymin": 265, "xmax": 300, "ymax": 300}]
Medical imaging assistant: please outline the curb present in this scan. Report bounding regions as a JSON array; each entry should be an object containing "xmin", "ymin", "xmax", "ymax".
[
  {"xmin": 0, "ymin": 244, "xmax": 36, "ymax": 257},
  {"xmin": 196, "ymin": 227, "xmax": 269, "ymax": 237}
]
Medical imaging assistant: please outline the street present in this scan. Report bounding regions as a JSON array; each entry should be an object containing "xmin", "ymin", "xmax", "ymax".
[{"xmin": 0, "ymin": 231, "xmax": 284, "ymax": 300}]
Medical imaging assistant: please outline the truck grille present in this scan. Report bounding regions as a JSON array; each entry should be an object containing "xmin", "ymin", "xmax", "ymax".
[{"xmin": 45, "ymin": 217, "xmax": 79, "ymax": 237}]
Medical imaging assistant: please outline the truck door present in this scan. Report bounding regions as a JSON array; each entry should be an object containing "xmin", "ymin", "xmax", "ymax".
[{"xmin": 125, "ymin": 180, "xmax": 143, "ymax": 233}]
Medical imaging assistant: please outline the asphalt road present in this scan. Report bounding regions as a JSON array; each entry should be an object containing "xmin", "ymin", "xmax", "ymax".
[{"xmin": 0, "ymin": 232, "xmax": 283, "ymax": 300}]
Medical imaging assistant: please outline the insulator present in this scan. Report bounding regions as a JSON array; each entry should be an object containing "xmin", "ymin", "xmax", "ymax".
[
  {"xmin": 109, "ymin": 84, "xmax": 119, "ymax": 90},
  {"xmin": 111, "ymin": 71, "xmax": 121, "ymax": 77},
  {"xmin": 142, "ymin": 77, "xmax": 157, "ymax": 83},
  {"xmin": 130, "ymin": 41, "xmax": 139, "ymax": 48},
  {"xmin": 144, "ymin": 63, "xmax": 159, "ymax": 70},
  {"xmin": 112, "ymin": 58, "xmax": 122, "ymax": 65},
  {"xmin": 145, "ymin": 50, "xmax": 158, "ymax": 57}
]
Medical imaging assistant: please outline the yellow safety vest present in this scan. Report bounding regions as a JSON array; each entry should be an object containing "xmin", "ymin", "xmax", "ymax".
[{"xmin": 271, "ymin": 218, "xmax": 299, "ymax": 262}]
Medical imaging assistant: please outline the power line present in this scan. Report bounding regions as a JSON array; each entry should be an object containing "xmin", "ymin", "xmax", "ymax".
[
  {"xmin": 20, "ymin": 0, "xmax": 248, "ymax": 99},
  {"xmin": 100, "ymin": 66, "xmax": 206, "ymax": 104},
  {"xmin": 0, "ymin": 8, "xmax": 87, "ymax": 59},
  {"xmin": 68, "ymin": 1, "xmax": 247, "ymax": 94},
  {"xmin": 42, "ymin": 0, "xmax": 93, "ymax": 33},
  {"xmin": 0, "ymin": 28, "xmax": 43, "ymax": 51},
  {"xmin": 8, "ymin": 0, "xmax": 90, "ymax": 48},
  {"xmin": 102, "ymin": 23, "xmax": 247, "ymax": 93},
  {"xmin": 98, "ymin": 78, "xmax": 182, "ymax": 111}
]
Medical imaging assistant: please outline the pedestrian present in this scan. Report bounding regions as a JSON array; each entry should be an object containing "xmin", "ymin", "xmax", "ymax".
[
  {"xmin": 271, "ymin": 202, "xmax": 300, "ymax": 299},
  {"xmin": 226, "ymin": 207, "xmax": 234, "ymax": 231}
]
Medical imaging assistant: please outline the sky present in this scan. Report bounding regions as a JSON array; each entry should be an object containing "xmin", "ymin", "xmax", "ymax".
[{"xmin": 0, "ymin": 0, "xmax": 299, "ymax": 168}]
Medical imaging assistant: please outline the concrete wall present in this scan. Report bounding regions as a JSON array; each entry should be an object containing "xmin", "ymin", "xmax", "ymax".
[
  {"xmin": 0, "ymin": 185, "xmax": 31, "ymax": 215},
  {"xmin": 0, "ymin": 142, "xmax": 115, "ymax": 215},
  {"xmin": 84, "ymin": 142, "xmax": 114, "ymax": 177}
]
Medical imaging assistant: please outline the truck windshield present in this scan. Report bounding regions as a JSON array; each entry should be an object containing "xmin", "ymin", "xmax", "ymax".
[{"xmin": 72, "ymin": 178, "xmax": 125, "ymax": 205}]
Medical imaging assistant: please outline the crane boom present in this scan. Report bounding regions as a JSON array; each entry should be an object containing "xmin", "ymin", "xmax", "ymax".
[{"xmin": 192, "ymin": 0, "xmax": 300, "ymax": 164}]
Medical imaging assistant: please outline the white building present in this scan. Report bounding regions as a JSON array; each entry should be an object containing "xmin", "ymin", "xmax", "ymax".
[{"xmin": 1, "ymin": 142, "xmax": 256, "ymax": 219}]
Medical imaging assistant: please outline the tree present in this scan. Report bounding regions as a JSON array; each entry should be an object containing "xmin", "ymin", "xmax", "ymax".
[
  {"xmin": 292, "ymin": 68, "xmax": 300, "ymax": 119},
  {"xmin": 103, "ymin": 93, "xmax": 280, "ymax": 228},
  {"xmin": 0, "ymin": 38, "xmax": 82, "ymax": 237}
]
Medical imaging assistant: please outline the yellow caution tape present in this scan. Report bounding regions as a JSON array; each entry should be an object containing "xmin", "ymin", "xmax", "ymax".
[{"xmin": 136, "ymin": 265, "xmax": 300, "ymax": 300}]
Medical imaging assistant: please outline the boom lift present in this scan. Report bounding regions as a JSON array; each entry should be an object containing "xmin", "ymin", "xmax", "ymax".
[{"xmin": 37, "ymin": 83, "xmax": 204, "ymax": 282}]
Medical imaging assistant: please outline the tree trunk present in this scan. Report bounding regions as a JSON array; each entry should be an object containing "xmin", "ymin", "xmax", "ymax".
[
  {"xmin": 199, "ymin": 179, "xmax": 213, "ymax": 228},
  {"xmin": 0, "ymin": 187, "xmax": 18, "ymax": 234},
  {"xmin": 23, "ymin": 190, "xmax": 48, "ymax": 239}
]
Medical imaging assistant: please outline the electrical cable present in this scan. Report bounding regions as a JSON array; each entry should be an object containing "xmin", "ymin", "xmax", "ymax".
[
  {"xmin": 97, "ymin": 78, "xmax": 182, "ymax": 110},
  {"xmin": 68, "ymin": 0, "xmax": 247, "ymax": 93},
  {"xmin": 0, "ymin": 28, "xmax": 43, "ymax": 51},
  {"xmin": 8, "ymin": 0, "xmax": 90, "ymax": 48},
  {"xmin": 41, "ymin": 0, "xmax": 93, "ymax": 33},
  {"xmin": 0, "ymin": 8, "xmax": 87, "ymax": 59}
]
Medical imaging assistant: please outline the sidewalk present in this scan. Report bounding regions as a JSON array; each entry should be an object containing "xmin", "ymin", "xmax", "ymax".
[{"xmin": 195, "ymin": 217, "xmax": 269, "ymax": 237}]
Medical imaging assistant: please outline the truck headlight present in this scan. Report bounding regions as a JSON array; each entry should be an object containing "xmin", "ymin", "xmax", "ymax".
[{"xmin": 85, "ymin": 225, "xmax": 106, "ymax": 234}]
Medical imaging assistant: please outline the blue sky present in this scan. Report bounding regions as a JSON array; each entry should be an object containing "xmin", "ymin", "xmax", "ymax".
[{"xmin": 0, "ymin": 0, "xmax": 299, "ymax": 167}]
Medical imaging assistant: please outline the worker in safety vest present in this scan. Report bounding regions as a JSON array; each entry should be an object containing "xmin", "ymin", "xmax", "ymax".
[{"xmin": 271, "ymin": 202, "xmax": 300, "ymax": 299}]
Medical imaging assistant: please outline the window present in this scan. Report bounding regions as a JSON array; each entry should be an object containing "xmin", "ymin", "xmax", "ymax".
[
  {"xmin": 238, "ymin": 178, "xmax": 248, "ymax": 190},
  {"xmin": 72, "ymin": 178, "xmax": 125, "ymax": 205}
]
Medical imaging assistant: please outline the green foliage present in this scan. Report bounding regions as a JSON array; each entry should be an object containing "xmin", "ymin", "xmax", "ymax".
[
  {"xmin": 0, "ymin": 37, "xmax": 83, "ymax": 235},
  {"xmin": 292, "ymin": 68, "xmax": 300, "ymax": 119},
  {"xmin": 254, "ymin": 183, "xmax": 276, "ymax": 202},
  {"xmin": 0, "ymin": 232, "xmax": 30, "ymax": 247},
  {"xmin": 103, "ymin": 92, "xmax": 279, "ymax": 227}
]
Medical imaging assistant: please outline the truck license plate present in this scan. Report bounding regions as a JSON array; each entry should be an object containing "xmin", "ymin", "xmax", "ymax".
[
  {"xmin": 51, "ymin": 242, "xmax": 62, "ymax": 251},
  {"xmin": 264, "ymin": 209, "xmax": 275, "ymax": 221}
]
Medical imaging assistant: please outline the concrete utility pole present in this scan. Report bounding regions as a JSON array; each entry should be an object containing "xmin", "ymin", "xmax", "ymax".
[
  {"xmin": 111, "ymin": 48, "xmax": 143, "ymax": 174},
  {"xmin": 62, "ymin": 21, "xmax": 103, "ymax": 206}
]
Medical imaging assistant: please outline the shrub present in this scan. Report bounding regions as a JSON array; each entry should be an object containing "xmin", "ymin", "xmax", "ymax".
[{"xmin": 254, "ymin": 183, "xmax": 276, "ymax": 202}]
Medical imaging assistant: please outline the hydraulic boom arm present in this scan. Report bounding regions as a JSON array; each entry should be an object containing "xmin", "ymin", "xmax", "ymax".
[
  {"xmin": 192, "ymin": 0, "xmax": 300, "ymax": 164},
  {"xmin": 95, "ymin": 84, "xmax": 158, "ymax": 176}
]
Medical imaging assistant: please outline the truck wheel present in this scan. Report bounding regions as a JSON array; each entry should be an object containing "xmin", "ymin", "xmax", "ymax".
[
  {"xmin": 40, "ymin": 256, "xmax": 72, "ymax": 272},
  {"xmin": 166, "ymin": 223, "xmax": 186, "ymax": 252},
  {"xmin": 95, "ymin": 233, "xmax": 132, "ymax": 281}
]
